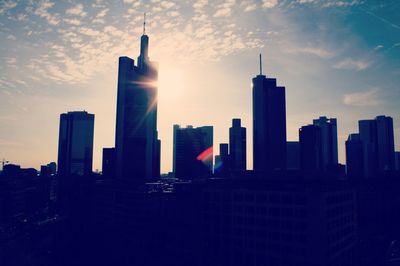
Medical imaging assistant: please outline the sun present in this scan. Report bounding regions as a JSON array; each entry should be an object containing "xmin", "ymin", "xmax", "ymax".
[{"xmin": 157, "ymin": 62, "xmax": 184, "ymax": 103}]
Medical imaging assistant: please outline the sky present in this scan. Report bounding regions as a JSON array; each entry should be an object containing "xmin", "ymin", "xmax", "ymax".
[{"xmin": 0, "ymin": 0, "xmax": 399, "ymax": 173}]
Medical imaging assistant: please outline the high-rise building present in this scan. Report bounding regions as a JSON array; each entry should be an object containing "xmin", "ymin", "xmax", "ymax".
[
  {"xmin": 229, "ymin": 118, "xmax": 246, "ymax": 171},
  {"xmin": 173, "ymin": 125, "xmax": 213, "ymax": 179},
  {"xmin": 313, "ymin": 116, "xmax": 338, "ymax": 170},
  {"xmin": 252, "ymin": 55, "xmax": 286, "ymax": 173},
  {"xmin": 286, "ymin": 141, "xmax": 300, "ymax": 170},
  {"xmin": 57, "ymin": 111, "xmax": 94, "ymax": 176},
  {"xmin": 299, "ymin": 125, "xmax": 322, "ymax": 174},
  {"xmin": 102, "ymin": 148, "xmax": 116, "ymax": 178},
  {"xmin": 114, "ymin": 20, "xmax": 160, "ymax": 181},
  {"xmin": 345, "ymin": 133, "xmax": 364, "ymax": 179},
  {"xmin": 217, "ymin": 143, "xmax": 229, "ymax": 175},
  {"xmin": 395, "ymin": 152, "xmax": 400, "ymax": 171},
  {"xmin": 359, "ymin": 115, "xmax": 395, "ymax": 177}
]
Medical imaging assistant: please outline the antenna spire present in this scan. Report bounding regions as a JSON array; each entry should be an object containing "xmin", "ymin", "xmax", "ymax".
[
  {"xmin": 143, "ymin": 12, "xmax": 146, "ymax": 35},
  {"xmin": 259, "ymin": 53, "xmax": 262, "ymax": 75}
]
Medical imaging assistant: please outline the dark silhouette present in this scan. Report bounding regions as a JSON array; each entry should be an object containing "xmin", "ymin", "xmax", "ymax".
[
  {"xmin": 172, "ymin": 125, "xmax": 213, "ymax": 179},
  {"xmin": 114, "ymin": 18, "xmax": 160, "ymax": 181},
  {"xmin": 252, "ymin": 54, "xmax": 286, "ymax": 174},
  {"xmin": 2, "ymin": 23, "xmax": 400, "ymax": 266},
  {"xmin": 229, "ymin": 118, "xmax": 247, "ymax": 172},
  {"xmin": 57, "ymin": 111, "xmax": 94, "ymax": 176}
]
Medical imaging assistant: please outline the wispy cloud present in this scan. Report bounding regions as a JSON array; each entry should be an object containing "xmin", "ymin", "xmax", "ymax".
[
  {"xmin": 66, "ymin": 4, "xmax": 87, "ymax": 17},
  {"xmin": 334, "ymin": 58, "xmax": 371, "ymax": 71},
  {"xmin": 262, "ymin": 0, "xmax": 278, "ymax": 9},
  {"xmin": 343, "ymin": 88, "xmax": 382, "ymax": 107},
  {"xmin": 64, "ymin": 18, "xmax": 81, "ymax": 26},
  {"xmin": 289, "ymin": 46, "xmax": 335, "ymax": 58},
  {"xmin": 33, "ymin": 0, "xmax": 60, "ymax": 25},
  {"xmin": 0, "ymin": 0, "xmax": 17, "ymax": 15}
]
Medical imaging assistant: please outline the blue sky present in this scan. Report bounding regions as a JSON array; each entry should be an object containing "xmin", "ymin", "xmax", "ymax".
[{"xmin": 0, "ymin": 0, "xmax": 399, "ymax": 173}]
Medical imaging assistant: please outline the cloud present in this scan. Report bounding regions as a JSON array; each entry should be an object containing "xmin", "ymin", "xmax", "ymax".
[
  {"xmin": 334, "ymin": 58, "xmax": 371, "ymax": 71},
  {"xmin": 66, "ymin": 4, "xmax": 87, "ymax": 17},
  {"xmin": 96, "ymin": 8, "xmax": 109, "ymax": 18},
  {"xmin": 213, "ymin": 0, "xmax": 235, "ymax": 18},
  {"xmin": 0, "ymin": 0, "xmax": 17, "ymax": 15},
  {"xmin": 214, "ymin": 8, "xmax": 231, "ymax": 17},
  {"xmin": 64, "ymin": 18, "xmax": 81, "ymax": 26},
  {"xmin": 6, "ymin": 34, "xmax": 16, "ymax": 40},
  {"xmin": 343, "ymin": 88, "xmax": 382, "ymax": 107},
  {"xmin": 240, "ymin": 0, "xmax": 257, "ymax": 12},
  {"xmin": 296, "ymin": 0, "xmax": 360, "ymax": 8},
  {"xmin": 262, "ymin": 0, "xmax": 278, "ymax": 9},
  {"xmin": 291, "ymin": 46, "xmax": 335, "ymax": 58},
  {"xmin": 34, "ymin": 0, "xmax": 60, "ymax": 25},
  {"xmin": 374, "ymin": 45, "xmax": 384, "ymax": 50}
]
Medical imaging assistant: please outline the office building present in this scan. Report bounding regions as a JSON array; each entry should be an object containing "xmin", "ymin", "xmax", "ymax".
[
  {"xmin": 313, "ymin": 116, "xmax": 338, "ymax": 170},
  {"xmin": 359, "ymin": 116, "xmax": 395, "ymax": 177},
  {"xmin": 173, "ymin": 125, "xmax": 213, "ymax": 179},
  {"xmin": 286, "ymin": 141, "xmax": 300, "ymax": 170},
  {"xmin": 229, "ymin": 118, "xmax": 246, "ymax": 171},
  {"xmin": 253, "ymin": 55, "xmax": 286, "ymax": 174},
  {"xmin": 102, "ymin": 148, "xmax": 116, "ymax": 178},
  {"xmin": 57, "ymin": 111, "xmax": 94, "ymax": 176},
  {"xmin": 202, "ymin": 178, "xmax": 357, "ymax": 266},
  {"xmin": 114, "ymin": 21, "xmax": 160, "ymax": 181},
  {"xmin": 215, "ymin": 143, "xmax": 229, "ymax": 175},
  {"xmin": 345, "ymin": 134, "xmax": 364, "ymax": 179},
  {"xmin": 299, "ymin": 125, "xmax": 322, "ymax": 174}
]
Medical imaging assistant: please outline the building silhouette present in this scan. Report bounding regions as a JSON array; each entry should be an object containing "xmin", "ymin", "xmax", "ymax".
[
  {"xmin": 299, "ymin": 125, "xmax": 322, "ymax": 174},
  {"xmin": 173, "ymin": 125, "xmax": 213, "ymax": 179},
  {"xmin": 57, "ymin": 111, "xmax": 94, "ymax": 176},
  {"xmin": 396, "ymin": 151, "xmax": 400, "ymax": 171},
  {"xmin": 252, "ymin": 55, "xmax": 286, "ymax": 174},
  {"xmin": 286, "ymin": 141, "xmax": 300, "ymax": 170},
  {"xmin": 312, "ymin": 116, "xmax": 338, "ymax": 170},
  {"xmin": 102, "ymin": 148, "xmax": 116, "ymax": 178},
  {"xmin": 229, "ymin": 118, "xmax": 246, "ymax": 172},
  {"xmin": 358, "ymin": 115, "xmax": 395, "ymax": 177},
  {"xmin": 215, "ymin": 143, "xmax": 229, "ymax": 175},
  {"xmin": 345, "ymin": 133, "xmax": 364, "ymax": 179},
  {"xmin": 114, "ymin": 22, "xmax": 160, "ymax": 181}
]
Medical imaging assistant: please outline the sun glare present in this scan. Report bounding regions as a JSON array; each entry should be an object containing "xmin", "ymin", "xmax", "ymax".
[{"xmin": 158, "ymin": 63, "xmax": 184, "ymax": 103}]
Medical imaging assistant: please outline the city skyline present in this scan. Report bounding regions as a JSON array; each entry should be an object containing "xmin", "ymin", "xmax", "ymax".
[{"xmin": 1, "ymin": 0, "xmax": 400, "ymax": 173}]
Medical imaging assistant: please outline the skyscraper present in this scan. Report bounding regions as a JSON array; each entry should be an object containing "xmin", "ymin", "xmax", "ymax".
[
  {"xmin": 286, "ymin": 141, "xmax": 300, "ymax": 170},
  {"xmin": 218, "ymin": 143, "xmax": 230, "ymax": 175},
  {"xmin": 359, "ymin": 115, "xmax": 395, "ymax": 177},
  {"xmin": 229, "ymin": 118, "xmax": 246, "ymax": 172},
  {"xmin": 299, "ymin": 125, "xmax": 322, "ymax": 174},
  {"xmin": 102, "ymin": 148, "xmax": 115, "ymax": 178},
  {"xmin": 173, "ymin": 125, "xmax": 213, "ymax": 179},
  {"xmin": 252, "ymin": 55, "xmax": 286, "ymax": 174},
  {"xmin": 114, "ymin": 18, "xmax": 160, "ymax": 181},
  {"xmin": 312, "ymin": 116, "xmax": 338, "ymax": 170},
  {"xmin": 345, "ymin": 133, "xmax": 364, "ymax": 179},
  {"xmin": 57, "ymin": 111, "xmax": 94, "ymax": 176}
]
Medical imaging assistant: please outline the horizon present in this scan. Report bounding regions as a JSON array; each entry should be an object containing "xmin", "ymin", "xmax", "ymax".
[{"xmin": 1, "ymin": 0, "xmax": 399, "ymax": 173}]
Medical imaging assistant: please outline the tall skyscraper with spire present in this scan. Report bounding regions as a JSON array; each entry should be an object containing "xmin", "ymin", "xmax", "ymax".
[
  {"xmin": 252, "ymin": 54, "xmax": 287, "ymax": 174},
  {"xmin": 115, "ymin": 14, "xmax": 160, "ymax": 181}
]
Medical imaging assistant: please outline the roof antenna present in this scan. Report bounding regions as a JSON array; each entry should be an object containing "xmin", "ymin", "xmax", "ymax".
[
  {"xmin": 143, "ymin": 12, "xmax": 146, "ymax": 35},
  {"xmin": 259, "ymin": 53, "xmax": 262, "ymax": 75}
]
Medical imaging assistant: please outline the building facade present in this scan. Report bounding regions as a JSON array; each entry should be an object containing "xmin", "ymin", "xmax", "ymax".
[
  {"xmin": 114, "ymin": 29, "xmax": 160, "ymax": 181},
  {"xmin": 173, "ymin": 125, "xmax": 213, "ymax": 179},
  {"xmin": 252, "ymin": 57, "xmax": 286, "ymax": 174},
  {"xmin": 57, "ymin": 111, "xmax": 94, "ymax": 176},
  {"xmin": 229, "ymin": 118, "xmax": 246, "ymax": 172}
]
